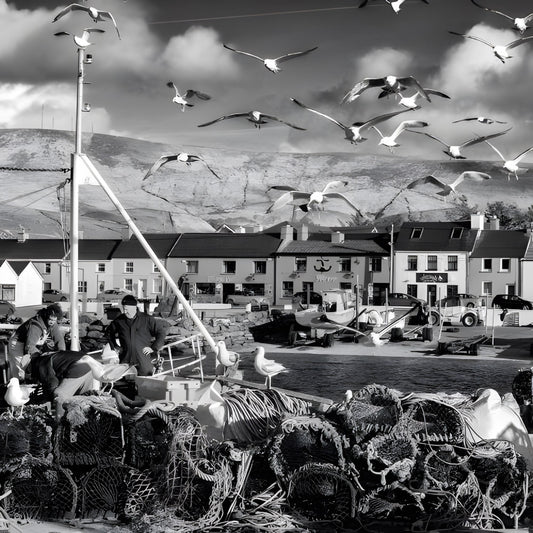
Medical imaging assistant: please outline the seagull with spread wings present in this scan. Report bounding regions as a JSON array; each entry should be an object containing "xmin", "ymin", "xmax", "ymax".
[
  {"xmin": 198, "ymin": 110, "xmax": 305, "ymax": 130},
  {"xmin": 372, "ymin": 119, "xmax": 429, "ymax": 151},
  {"xmin": 409, "ymin": 127, "xmax": 511, "ymax": 159},
  {"xmin": 358, "ymin": 0, "xmax": 429, "ymax": 14},
  {"xmin": 449, "ymin": 31, "xmax": 533, "ymax": 63},
  {"xmin": 142, "ymin": 153, "xmax": 221, "ymax": 181},
  {"xmin": 453, "ymin": 116, "xmax": 507, "ymax": 125},
  {"xmin": 291, "ymin": 98, "xmax": 408, "ymax": 145},
  {"xmin": 52, "ymin": 4, "xmax": 121, "ymax": 39},
  {"xmin": 342, "ymin": 75, "xmax": 430, "ymax": 104},
  {"xmin": 470, "ymin": 0, "xmax": 533, "ymax": 34},
  {"xmin": 406, "ymin": 171, "xmax": 492, "ymax": 198},
  {"xmin": 388, "ymin": 89, "xmax": 450, "ymax": 110},
  {"xmin": 53, "ymin": 27, "xmax": 105, "ymax": 48},
  {"xmin": 484, "ymin": 140, "xmax": 533, "ymax": 180},
  {"xmin": 167, "ymin": 82, "xmax": 211, "ymax": 112},
  {"xmin": 223, "ymin": 44, "xmax": 318, "ymax": 73}
]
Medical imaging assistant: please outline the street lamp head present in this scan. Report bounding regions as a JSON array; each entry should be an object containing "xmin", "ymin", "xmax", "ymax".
[{"xmin": 82, "ymin": 103, "xmax": 91, "ymax": 112}]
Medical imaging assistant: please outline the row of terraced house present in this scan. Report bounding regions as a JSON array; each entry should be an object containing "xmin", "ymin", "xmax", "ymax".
[{"xmin": 2, "ymin": 212, "xmax": 533, "ymax": 309}]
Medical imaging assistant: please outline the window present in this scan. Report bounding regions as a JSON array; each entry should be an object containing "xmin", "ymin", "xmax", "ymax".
[
  {"xmin": 254, "ymin": 261, "xmax": 267, "ymax": 274},
  {"xmin": 302, "ymin": 281, "xmax": 314, "ymax": 294},
  {"xmin": 282, "ymin": 281, "xmax": 294, "ymax": 298},
  {"xmin": 223, "ymin": 260, "xmax": 236, "ymax": 274},
  {"xmin": 196, "ymin": 283, "xmax": 215, "ymax": 295},
  {"xmin": 124, "ymin": 261, "xmax": 134, "ymax": 273},
  {"xmin": 482, "ymin": 281, "xmax": 493, "ymax": 297},
  {"xmin": 500, "ymin": 258, "xmax": 510, "ymax": 272},
  {"xmin": 124, "ymin": 279, "xmax": 133, "ymax": 291},
  {"xmin": 447, "ymin": 255, "xmax": 458, "ymax": 271},
  {"xmin": 406, "ymin": 284, "xmax": 418, "ymax": 298},
  {"xmin": 340, "ymin": 282, "xmax": 352, "ymax": 290},
  {"xmin": 295, "ymin": 257, "xmax": 307, "ymax": 272},
  {"xmin": 338, "ymin": 258, "xmax": 351, "ymax": 272},
  {"xmin": 153, "ymin": 263, "xmax": 160, "ymax": 273},
  {"xmin": 447, "ymin": 285, "xmax": 458, "ymax": 297},
  {"xmin": 370, "ymin": 257, "xmax": 382, "ymax": 272},
  {"xmin": 407, "ymin": 255, "xmax": 418, "ymax": 271},
  {"xmin": 450, "ymin": 227, "xmax": 463, "ymax": 239},
  {"xmin": 410, "ymin": 227, "xmax": 423, "ymax": 239},
  {"xmin": 507, "ymin": 284, "xmax": 516, "ymax": 296},
  {"xmin": 185, "ymin": 260, "xmax": 198, "ymax": 274},
  {"xmin": 482, "ymin": 258, "xmax": 492, "ymax": 271},
  {"xmin": 45, "ymin": 263, "xmax": 51, "ymax": 274},
  {"xmin": 153, "ymin": 279, "xmax": 162, "ymax": 293},
  {"xmin": 0, "ymin": 285, "xmax": 15, "ymax": 301},
  {"xmin": 97, "ymin": 263, "xmax": 106, "ymax": 273},
  {"xmin": 427, "ymin": 255, "xmax": 437, "ymax": 271},
  {"xmin": 78, "ymin": 281, "xmax": 87, "ymax": 293}
]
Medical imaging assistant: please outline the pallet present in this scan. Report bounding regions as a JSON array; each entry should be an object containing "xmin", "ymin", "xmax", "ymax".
[{"xmin": 436, "ymin": 334, "xmax": 489, "ymax": 355}]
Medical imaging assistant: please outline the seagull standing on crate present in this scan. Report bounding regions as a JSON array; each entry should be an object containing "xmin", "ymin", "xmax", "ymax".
[
  {"xmin": 215, "ymin": 340, "xmax": 240, "ymax": 377},
  {"xmin": 4, "ymin": 378, "xmax": 31, "ymax": 418},
  {"xmin": 254, "ymin": 346, "xmax": 288, "ymax": 389}
]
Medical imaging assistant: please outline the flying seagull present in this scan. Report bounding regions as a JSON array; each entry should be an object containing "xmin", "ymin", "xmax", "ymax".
[
  {"xmin": 52, "ymin": 4, "xmax": 121, "ymax": 39},
  {"xmin": 453, "ymin": 116, "xmax": 507, "ymax": 125},
  {"xmin": 386, "ymin": 89, "xmax": 450, "ymax": 110},
  {"xmin": 254, "ymin": 346, "xmax": 288, "ymax": 389},
  {"xmin": 342, "ymin": 75, "xmax": 430, "ymax": 104},
  {"xmin": 198, "ymin": 110, "xmax": 305, "ymax": 130},
  {"xmin": 358, "ymin": 0, "xmax": 429, "ymax": 14},
  {"xmin": 449, "ymin": 31, "xmax": 533, "ymax": 63},
  {"xmin": 142, "ymin": 153, "xmax": 221, "ymax": 181},
  {"xmin": 223, "ymin": 44, "xmax": 318, "ymax": 73},
  {"xmin": 372, "ymin": 119, "xmax": 429, "ymax": 152},
  {"xmin": 470, "ymin": 0, "xmax": 533, "ymax": 34},
  {"xmin": 167, "ymin": 82, "xmax": 211, "ymax": 112},
  {"xmin": 406, "ymin": 171, "xmax": 492, "ymax": 197},
  {"xmin": 409, "ymin": 127, "xmax": 511, "ymax": 159},
  {"xmin": 53, "ymin": 27, "xmax": 105, "ymax": 48},
  {"xmin": 291, "ymin": 98, "xmax": 408, "ymax": 145},
  {"xmin": 484, "ymin": 140, "xmax": 533, "ymax": 180}
]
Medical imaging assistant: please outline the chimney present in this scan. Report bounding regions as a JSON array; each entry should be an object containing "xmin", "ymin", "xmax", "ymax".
[
  {"xmin": 470, "ymin": 212, "xmax": 485, "ymax": 230},
  {"xmin": 121, "ymin": 227, "xmax": 133, "ymax": 240},
  {"xmin": 331, "ymin": 231, "xmax": 345, "ymax": 243},
  {"xmin": 238, "ymin": 226, "xmax": 246, "ymax": 233},
  {"xmin": 254, "ymin": 224, "xmax": 263, "ymax": 233},
  {"xmin": 488, "ymin": 216, "xmax": 500, "ymax": 230},
  {"xmin": 297, "ymin": 224, "xmax": 309, "ymax": 241},
  {"xmin": 17, "ymin": 227, "xmax": 28, "ymax": 243}
]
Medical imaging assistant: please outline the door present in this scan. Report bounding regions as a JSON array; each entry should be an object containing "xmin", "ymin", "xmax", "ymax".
[
  {"xmin": 137, "ymin": 279, "xmax": 147, "ymax": 299},
  {"xmin": 223, "ymin": 283, "xmax": 235, "ymax": 303},
  {"xmin": 427, "ymin": 284, "xmax": 437, "ymax": 306}
]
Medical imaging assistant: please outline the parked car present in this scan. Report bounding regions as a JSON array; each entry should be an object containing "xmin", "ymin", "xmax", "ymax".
[
  {"xmin": 43, "ymin": 289, "xmax": 69, "ymax": 302},
  {"xmin": 0, "ymin": 300, "xmax": 16, "ymax": 317},
  {"xmin": 292, "ymin": 291, "xmax": 323, "ymax": 307},
  {"xmin": 96, "ymin": 288, "xmax": 134, "ymax": 303},
  {"xmin": 491, "ymin": 294, "xmax": 533, "ymax": 310},
  {"xmin": 437, "ymin": 294, "xmax": 483, "ymax": 309},
  {"xmin": 431, "ymin": 303, "xmax": 481, "ymax": 327},
  {"xmin": 385, "ymin": 293, "xmax": 426, "ymax": 307},
  {"xmin": 225, "ymin": 291, "xmax": 269, "ymax": 306}
]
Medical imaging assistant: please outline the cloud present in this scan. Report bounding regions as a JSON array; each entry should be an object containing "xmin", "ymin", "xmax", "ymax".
[{"xmin": 351, "ymin": 48, "xmax": 414, "ymax": 81}]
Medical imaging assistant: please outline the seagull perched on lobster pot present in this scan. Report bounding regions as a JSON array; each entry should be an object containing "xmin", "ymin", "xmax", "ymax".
[
  {"xmin": 342, "ymin": 75, "xmax": 431, "ymax": 104},
  {"xmin": 53, "ymin": 27, "xmax": 105, "ymax": 49},
  {"xmin": 223, "ymin": 44, "xmax": 318, "ymax": 73},
  {"xmin": 4, "ymin": 377, "xmax": 32, "ymax": 418},
  {"xmin": 470, "ymin": 0, "xmax": 533, "ymax": 34},
  {"xmin": 358, "ymin": 0, "xmax": 429, "ymax": 14},
  {"xmin": 142, "ymin": 153, "xmax": 221, "ymax": 181},
  {"xmin": 167, "ymin": 82, "xmax": 211, "ymax": 112},
  {"xmin": 52, "ymin": 4, "xmax": 121, "ymax": 39},
  {"xmin": 198, "ymin": 110, "xmax": 305, "ymax": 130},
  {"xmin": 254, "ymin": 346, "xmax": 288, "ymax": 389},
  {"xmin": 406, "ymin": 171, "xmax": 492, "ymax": 198}
]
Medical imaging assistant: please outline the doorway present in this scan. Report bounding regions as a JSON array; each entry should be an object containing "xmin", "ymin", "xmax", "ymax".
[{"xmin": 427, "ymin": 284, "xmax": 437, "ymax": 306}]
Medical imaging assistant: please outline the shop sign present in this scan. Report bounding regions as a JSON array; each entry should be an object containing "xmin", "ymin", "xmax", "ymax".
[{"xmin": 416, "ymin": 272, "xmax": 448, "ymax": 283}]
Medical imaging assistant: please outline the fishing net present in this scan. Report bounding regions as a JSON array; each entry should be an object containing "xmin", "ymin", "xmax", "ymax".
[
  {"xmin": 267, "ymin": 415, "xmax": 349, "ymax": 485},
  {"xmin": 54, "ymin": 395, "xmax": 124, "ymax": 466},
  {"xmin": 512, "ymin": 367, "xmax": 533, "ymax": 405},
  {"xmin": 2, "ymin": 456, "xmax": 77, "ymax": 521},
  {"xmin": 287, "ymin": 462, "xmax": 357, "ymax": 522}
]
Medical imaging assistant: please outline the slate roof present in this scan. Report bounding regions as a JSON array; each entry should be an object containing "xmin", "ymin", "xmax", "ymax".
[
  {"xmin": 111, "ymin": 235, "xmax": 180, "ymax": 259},
  {"xmin": 277, "ymin": 238, "xmax": 388, "ymax": 256},
  {"xmin": 470, "ymin": 229, "xmax": 529, "ymax": 258},
  {"xmin": 394, "ymin": 222, "xmax": 477, "ymax": 252}
]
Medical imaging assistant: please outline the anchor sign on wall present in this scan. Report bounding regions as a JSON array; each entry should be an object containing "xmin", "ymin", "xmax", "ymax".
[{"xmin": 314, "ymin": 257, "xmax": 332, "ymax": 272}]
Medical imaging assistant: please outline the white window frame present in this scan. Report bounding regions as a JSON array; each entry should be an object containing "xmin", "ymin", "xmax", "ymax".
[
  {"xmin": 481, "ymin": 258, "xmax": 492, "ymax": 272},
  {"xmin": 500, "ymin": 258, "xmax": 510, "ymax": 272},
  {"xmin": 97, "ymin": 263, "xmax": 106, "ymax": 273},
  {"xmin": 124, "ymin": 261, "xmax": 134, "ymax": 273}
]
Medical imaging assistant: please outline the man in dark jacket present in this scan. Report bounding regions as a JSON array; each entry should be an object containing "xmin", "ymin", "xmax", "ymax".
[{"xmin": 106, "ymin": 295, "xmax": 169, "ymax": 376}]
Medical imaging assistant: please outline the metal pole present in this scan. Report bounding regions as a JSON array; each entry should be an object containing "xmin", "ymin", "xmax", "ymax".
[
  {"xmin": 69, "ymin": 47, "xmax": 84, "ymax": 351},
  {"xmin": 389, "ymin": 224, "xmax": 394, "ymax": 293}
]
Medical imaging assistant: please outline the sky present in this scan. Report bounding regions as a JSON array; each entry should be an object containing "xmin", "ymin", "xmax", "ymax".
[{"xmin": 2, "ymin": 0, "xmax": 533, "ymax": 160}]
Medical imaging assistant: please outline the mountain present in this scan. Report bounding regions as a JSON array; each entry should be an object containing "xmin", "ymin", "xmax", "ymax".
[{"xmin": 0, "ymin": 128, "xmax": 530, "ymax": 238}]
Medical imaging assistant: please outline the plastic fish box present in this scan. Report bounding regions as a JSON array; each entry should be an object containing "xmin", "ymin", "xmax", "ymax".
[{"xmin": 136, "ymin": 375, "xmax": 202, "ymax": 405}]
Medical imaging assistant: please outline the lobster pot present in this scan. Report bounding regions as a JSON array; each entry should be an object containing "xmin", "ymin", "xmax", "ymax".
[
  {"xmin": 287, "ymin": 463, "xmax": 357, "ymax": 522},
  {"xmin": 80, "ymin": 463, "xmax": 157, "ymax": 520},
  {"xmin": 268, "ymin": 415, "xmax": 348, "ymax": 486},
  {"xmin": 54, "ymin": 396, "xmax": 124, "ymax": 466},
  {"xmin": 0, "ymin": 407, "xmax": 54, "ymax": 462},
  {"xmin": 3, "ymin": 457, "xmax": 77, "ymax": 521}
]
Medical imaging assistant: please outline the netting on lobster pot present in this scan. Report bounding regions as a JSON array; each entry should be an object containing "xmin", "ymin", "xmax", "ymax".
[
  {"xmin": 268, "ymin": 415, "xmax": 349, "ymax": 486},
  {"xmin": 287, "ymin": 462, "xmax": 358, "ymax": 523},
  {"xmin": 2, "ymin": 456, "xmax": 77, "ymax": 521},
  {"xmin": 80, "ymin": 462, "xmax": 157, "ymax": 520},
  {"xmin": 54, "ymin": 395, "xmax": 124, "ymax": 466}
]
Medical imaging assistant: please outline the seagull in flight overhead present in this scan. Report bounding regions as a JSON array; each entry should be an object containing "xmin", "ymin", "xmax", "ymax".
[
  {"xmin": 142, "ymin": 153, "xmax": 221, "ymax": 181},
  {"xmin": 223, "ymin": 44, "xmax": 318, "ymax": 73},
  {"xmin": 449, "ymin": 31, "xmax": 533, "ymax": 63},
  {"xmin": 52, "ymin": 4, "xmax": 121, "ymax": 39},
  {"xmin": 406, "ymin": 171, "xmax": 492, "ymax": 197},
  {"xmin": 198, "ymin": 110, "xmax": 305, "ymax": 130},
  {"xmin": 358, "ymin": 0, "xmax": 429, "ymax": 14},
  {"xmin": 453, "ymin": 116, "xmax": 507, "ymax": 125},
  {"xmin": 53, "ymin": 27, "xmax": 105, "ymax": 48},
  {"xmin": 484, "ymin": 140, "xmax": 533, "ymax": 180},
  {"xmin": 254, "ymin": 346, "xmax": 288, "ymax": 389},
  {"xmin": 372, "ymin": 120, "xmax": 428, "ymax": 152},
  {"xmin": 167, "ymin": 82, "xmax": 211, "ymax": 112},
  {"xmin": 409, "ymin": 127, "xmax": 511, "ymax": 159},
  {"xmin": 291, "ymin": 98, "xmax": 408, "ymax": 145},
  {"xmin": 342, "ymin": 75, "xmax": 430, "ymax": 104},
  {"xmin": 470, "ymin": 0, "xmax": 533, "ymax": 34},
  {"xmin": 388, "ymin": 89, "xmax": 450, "ymax": 110}
]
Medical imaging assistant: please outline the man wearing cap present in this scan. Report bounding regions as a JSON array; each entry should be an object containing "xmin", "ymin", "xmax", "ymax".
[{"xmin": 106, "ymin": 295, "xmax": 169, "ymax": 376}]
